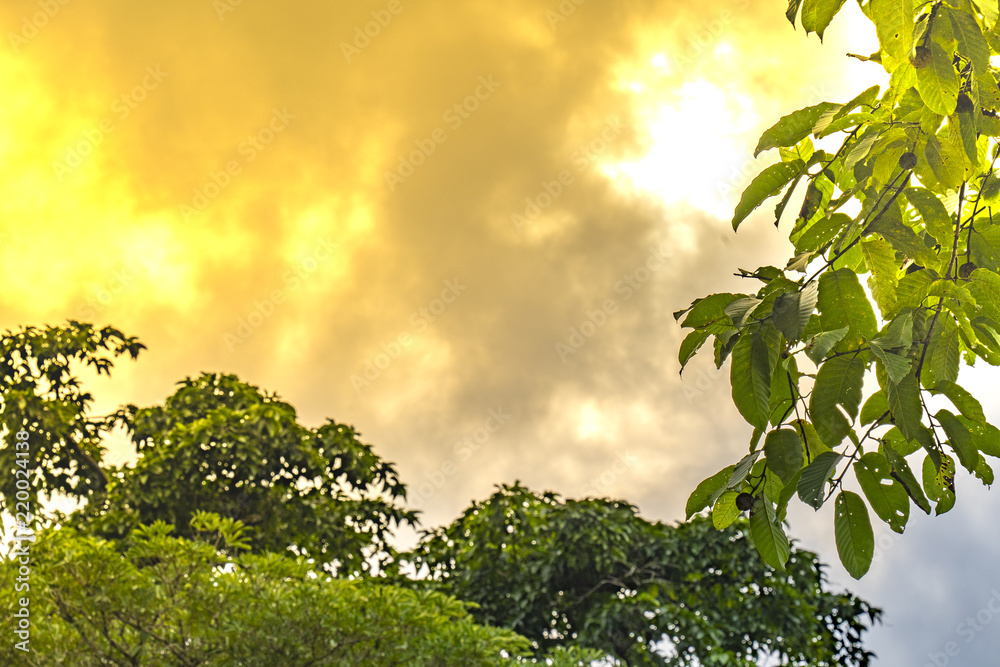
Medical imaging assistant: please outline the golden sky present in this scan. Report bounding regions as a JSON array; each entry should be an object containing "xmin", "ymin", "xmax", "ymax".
[{"xmin": 4, "ymin": 0, "xmax": 1000, "ymax": 661}]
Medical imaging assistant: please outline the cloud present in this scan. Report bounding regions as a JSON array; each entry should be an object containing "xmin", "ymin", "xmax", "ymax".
[{"xmin": 4, "ymin": 1, "xmax": 998, "ymax": 662}]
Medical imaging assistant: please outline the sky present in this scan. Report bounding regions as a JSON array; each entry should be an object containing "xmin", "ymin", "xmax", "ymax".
[{"xmin": 2, "ymin": 0, "xmax": 1000, "ymax": 663}]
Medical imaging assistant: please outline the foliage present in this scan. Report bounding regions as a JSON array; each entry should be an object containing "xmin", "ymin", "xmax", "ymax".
[
  {"xmin": 679, "ymin": 0, "xmax": 1000, "ymax": 577},
  {"xmin": 407, "ymin": 482, "xmax": 880, "ymax": 666},
  {"xmin": 0, "ymin": 322, "xmax": 879, "ymax": 663},
  {"xmin": 0, "ymin": 322, "xmax": 143, "ymax": 513},
  {"xmin": 73, "ymin": 372, "xmax": 416, "ymax": 577},
  {"xmin": 0, "ymin": 514, "xmax": 578, "ymax": 667}
]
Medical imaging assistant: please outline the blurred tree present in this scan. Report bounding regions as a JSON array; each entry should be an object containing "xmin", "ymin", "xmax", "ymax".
[
  {"xmin": 0, "ymin": 512, "xmax": 605, "ymax": 666},
  {"xmin": 0, "ymin": 322, "xmax": 143, "ymax": 513},
  {"xmin": 408, "ymin": 482, "xmax": 881, "ymax": 666},
  {"xmin": 75, "ymin": 372, "xmax": 416, "ymax": 577}
]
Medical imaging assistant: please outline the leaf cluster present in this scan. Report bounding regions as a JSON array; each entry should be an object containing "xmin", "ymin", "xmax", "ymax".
[{"xmin": 679, "ymin": 0, "xmax": 1000, "ymax": 577}]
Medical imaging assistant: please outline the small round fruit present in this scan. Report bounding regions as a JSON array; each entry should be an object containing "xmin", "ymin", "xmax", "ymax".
[
  {"xmin": 956, "ymin": 94, "xmax": 974, "ymax": 114},
  {"xmin": 959, "ymin": 262, "xmax": 977, "ymax": 279},
  {"xmin": 736, "ymin": 492, "xmax": 754, "ymax": 512},
  {"xmin": 899, "ymin": 152, "xmax": 918, "ymax": 169},
  {"xmin": 910, "ymin": 45, "xmax": 931, "ymax": 68}
]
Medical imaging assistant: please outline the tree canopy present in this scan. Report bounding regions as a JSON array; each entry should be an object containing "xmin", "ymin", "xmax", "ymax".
[
  {"xmin": 0, "ymin": 321, "xmax": 881, "ymax": 664},
  {"xmin": 679, "ymin": 0, "xmax": 1000, "ymax": 578},
  {"xmin": 408, "ymin": 482, "xmax": 879, "ymax": 666}
]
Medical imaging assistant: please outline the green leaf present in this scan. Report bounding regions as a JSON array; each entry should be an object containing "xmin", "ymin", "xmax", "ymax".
[
  {"xmin": 869, "ymin": 213, "xmax": 937, "ymax": 268},
  {"xmin": 936, "ymin": 409, "xmax": 979, "ymax": 472},
  {"xmin": 904, "ymin": 188, "xmax": 953, "ymax": 254},
  {"xmin": 817, "ymin": 268, "xmax": 878, "ymax": 350},
  {"xmin": 861, "ymin": 238, "xmax": 900, "ymax": 315},
  {"xmin": 973, "ymin": 0, "xmax": 999, "ymax": 29},
  {"xmin": 886, "ymin": 366, "xmax": 923, "ymax": 442},
  {"xmin": 810, "ymin": 355, "xmax": 865, "ymax": 447},
  {"xmin": 845, "ymin": 129, "xmax": 881, "ymax": 170},
  {"xmin": 798, "ymin": 450, "xmax": 842, "ymax": 509},
  {"xmin": 801, "ymin": 0, "xmax": 848, "ymax": 38},
  {"xmin": 686, "ymin": 465, "xmax": 736, "ymax": 519},
  {"xmin": 780, "ymin": 137, "xmax": 815, "ymax": 163},
  {"xmin": 677, "ymin": 293, "xmax": 742, "ymax": 331},
  {"xmin": 679, "ymin": 330, "xmax": 711, "ymax": 372},
  {"xmin": 726, "ymin": 297, "xmax": 764, "ymax": 328},
  {"xmin": 755, "ymin": 104, "xmax": 840, "ymax": 157},
  {"xmin": 854, "ymin": 452, "xmax": 910, "ymax": 533},
  {"xmin": 916, "ymin": 41, "xmax": 959, "ymax": 115},
  {"xmin": 871, "ymin": 0, "xmax": 914, "ymax": 71},
  {"xmin": 727, "ymin": 450, "xmax": 763, "ymax": 491},
  {"xmin": 765, "ymin": 429, "xmax": 805, "ymax": 484},
  {"xmin": 769, "ymin": 356, "xmax": 798, "ymax": 426},
  {"xmin": 733, "ymin": 161, "xmax": 804, "ymax": 230},
  {"xmin": 793, "ymin": 212, "xmax": 850, "ymax": 253},
  {"xmin": 787, "ymin": 0, "xmax": 805, "ymax": 25},
  {"xmin": 750, "ymin": 496, "xmax": 790, "ymax": 570},
  {"xmin": 861, "ymin": 389, "xmax": 888, "ymax": 425},
  {"xmin": 730, "ymin": 326, "xmax": 777, "ymax": 430},
  {"xmin": 959, "ymin": 417, "xmax": 1000, "ymax": 458},
  {"xmin": 975, "ymin": 455, "xmax": 995, "ymax": 486},
  {"xmin": 882, "ymin": 442, "xmax": 932, "ymax": 514},
  {"xmin": 776, "ymin": 468, "xmax": 803, "ymax": 521},
  {"xmin": 889, "ymin": 268, "xmax": 937, "ymax": 319},
  {"xmin": 948, "ymin": 7, "xmax": 989, "ymax": 78},
  {"xmin": 932, "ymin": 381, "xmax": 985, "ymax": 424},
  {"xmin": 713, "ymin": 490, "xmax": 742, "ymax": 529},
  {"xmin": 771, "ymin": 282, "xmax": 818, "ymax": 341},
  {"xmin": 805, "ymin": 326, "xmax": 850, "ymax": 364},
  {"xmin": 922, "ymin": 454, "xmax": 956, "ymax": 514},
  {"xmin": 832, "ymin": 85, "xmax": 881, "ymax": 124},
  {"xmin": 870, "ymin": 344, "xmax": 912, "ymax": 384},
  {"xmin": 923, "ymin": 315, "xmax": 961, "ymax": 389},
  {"xmin": 925, "ymin": 133, "xmax": 965, "ymax": 190},
  {"xmin": 834, "ymin": 491, "xmax": 875, "ymax": 579},
  {"xmin": 968, "ymin": 268, "xmax": 1000, "ymax": 323}
]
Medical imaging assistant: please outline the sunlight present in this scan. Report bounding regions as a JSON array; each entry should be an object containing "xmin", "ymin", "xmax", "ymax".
[
  {"xmin": 576, "ymin": 402, "xmax": 605, "ymax": 440},
  {"xmin": 604, "ymin": 78, "xmax": 759, "ymax": 218}
]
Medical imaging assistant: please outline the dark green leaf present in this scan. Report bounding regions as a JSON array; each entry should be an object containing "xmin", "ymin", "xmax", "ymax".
[
  {"xmin": 801, "ymin": 0, "xmax": 848, "ymax": 38},
  {"xmin": 854, "ymin": 452, "xmax": 910, "ymax": 533},
  {"xmin": 936, "ymin": 409, "xmax": 979, "ymax": 472},
  {"xmin": 754, "ymin": 105, "xmax": 840, "ymax": 157},
  {"xmin": 734, "ymin": 162, "xmax": 804, "ymax": 230},
  {"xmin": 687, "ymin": 465, "xmax": 737, "ymax": 519},
  {"xmin": 765, "ymin": 429, "xmax": 805, "ymax": 484},
  {"xmin": 882, "ymin": 443, "xmax": 932, "ymax": 514},
  {"xmin": 798, "ymin": 451, "xmax": 842, "ymax": 509},
  {"xmin": 817, "ymin": 268, "xmax": 878, "ymax": 350},
  {"xmin": 750, "ymin": 496, "xmax": 790, "ymax": 570},
  {"xmin": 834, "ymin": 491, "xmax": 875, "ymax": 579},
  {"xmin": 810, "ymin": 355, "xmax": 865, "ymax": 447}
]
